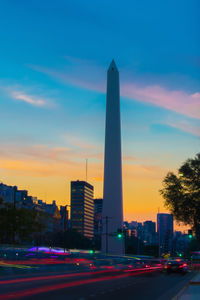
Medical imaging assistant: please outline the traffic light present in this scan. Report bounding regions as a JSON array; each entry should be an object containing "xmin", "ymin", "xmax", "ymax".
[
  {"xmin": 89, "ymin": 250, "xmax": 94, "ymax": 254},
  {"xmin": 188, "ymin": 230, "xmax": 193, "ymax": 239},
  {"xmin": 178, "ymin": 253, "xmax": 183, "ymax": 257},
  {"xmin": 117, "ymin": 228, "xmax": 123, "ymax": 238}
]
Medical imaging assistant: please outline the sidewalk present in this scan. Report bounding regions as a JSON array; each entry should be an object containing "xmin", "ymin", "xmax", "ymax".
[{"xmin": 173, "ymin": 273, "xmax": 200, "ymax": 300}]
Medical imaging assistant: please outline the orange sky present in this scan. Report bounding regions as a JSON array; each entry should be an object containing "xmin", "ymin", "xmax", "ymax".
[
  {"xmin": 0, "ymin": 149, "xmax": 180, "ymax": 227},
  {"xmin": 0, "ymin": 143, "xmax": 193, "ymax": 233}
]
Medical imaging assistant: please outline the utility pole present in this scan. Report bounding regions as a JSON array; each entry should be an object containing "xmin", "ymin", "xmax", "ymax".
[
  {"xmin": 12, "ymin": 186, "xmax": 17, "ymax": 246},
  {"xmin": 63, "ymin": 204, "xmax": 70, "ymax": 252},
  {"xmin": 137, "ymin": 236, "xmax": 140, "ymax": 255},
  {"xmin": 86, "ymin": 159, "xmax": 88, "ymax": 182},
  {"xmin": 102, "ymin": 216, "xmax": 112, "ymax": 254},
  {"xmin": 106, "ymin": 216, "xmax": 108, "ymax": 254},
  {"xmin": 158, "ymin": 208, "xmax": 161, "ymax": 258}
]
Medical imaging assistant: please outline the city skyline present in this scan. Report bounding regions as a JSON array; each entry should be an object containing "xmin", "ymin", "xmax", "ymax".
[{"xmin": 0, "ymin": 1, "xmax": 199, "ymax": 225}]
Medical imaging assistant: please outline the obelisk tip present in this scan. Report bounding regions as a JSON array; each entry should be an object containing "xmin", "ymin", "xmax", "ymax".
[{"xmin": 108, "ymin": 59, "xmax": 118, "ymax": 72}]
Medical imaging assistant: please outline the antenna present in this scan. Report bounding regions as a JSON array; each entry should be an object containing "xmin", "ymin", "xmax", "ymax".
[{"xmin": 86, "ymin": 159, "xmax": 88, "ymax": 182}]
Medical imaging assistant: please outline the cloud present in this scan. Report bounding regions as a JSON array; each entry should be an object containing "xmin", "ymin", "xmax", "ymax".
[
  {"xmin": 0, "ymin": 144, "xmax": 81, "ymax": 177},
  {"xmin": 61, "ymin": 133, "xmax": 98, "ymax": 150},
  {"xmin": 121, "ymin": 84, "xmax": 200, "ymax": 120},
  {"xmin": 123, "ymin": 154, "xmax": 139, "ymax": 162},
  {"xmin": 123, "ymin": 163, "xmax": 168, "ymax": 181},
  {"xmin": 0, "ymin": 142, "xmax": 167, "ymax": 183},
  {"xmin": 0, "ymin": 144, "xmax": 73, "ymax": 164},
  {"xmin": 29, "ymin": 63, "xmax": 105, "ymax": 93},
  {"xmin": 30, "ymin": 59, "xmax": 200, "ymax": 120},
  {"xmin": 11, "ymin": 91, "xmax": 52, "ymax": 107},
  {"xmin": 0, "ymin": 83, "xmax": 56, "ymax": 108},
  {"xmin": 167, "ymin": 120, "xmax": 200, "ymax": 137},
  {"xmin": 12, "ymin": 92, "xmax": 46, "ymax": 107}
]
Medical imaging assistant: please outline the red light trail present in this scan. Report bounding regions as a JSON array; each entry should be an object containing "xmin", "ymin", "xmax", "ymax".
[{"xmin": 0, "ymin": 268, "xmax": 160, "ymax": 299}]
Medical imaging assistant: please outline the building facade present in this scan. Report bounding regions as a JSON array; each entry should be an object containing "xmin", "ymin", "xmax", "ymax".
[
  {"xmin": 94, "ymin": 198, "xmax": 103, "ymax": 239},
  {"xmin": 157, "ymin": 213, "xmax": 173, "ymax": 255},
  {"xmin": 60, "ymin": 205, "xmax": 69, "ymax": 231},
  {"xmin": 71, "ymin": 180, "xmax": 94, "ymax": 239},
  {"xmin": 143, "ymin": 221, "xmax": 156, "ymax": 245}
]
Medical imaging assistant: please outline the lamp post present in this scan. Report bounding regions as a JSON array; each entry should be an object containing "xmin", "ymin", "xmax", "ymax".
[
  {"xmin": 63, "ymin": 204, "xmax": 70, "ymax": 252},
  {"xmin": 12, "ymin": 186, "xmax": 17, "ymax": 246}
]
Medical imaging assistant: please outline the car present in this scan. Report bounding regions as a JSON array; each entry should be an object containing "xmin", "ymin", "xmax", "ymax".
[{"xmin": 164, "ymin": 259, "xmax": 188, "ymax": 274}]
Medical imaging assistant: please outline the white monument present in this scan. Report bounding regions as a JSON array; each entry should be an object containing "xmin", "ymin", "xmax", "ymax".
[{"xmin": 101, "ymin": 60, "xmax": 124, "ymax": 255}]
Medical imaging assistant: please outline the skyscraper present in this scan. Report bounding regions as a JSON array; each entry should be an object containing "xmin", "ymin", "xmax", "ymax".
[
  {"xmin": 71, "ymin": 180, "xmax": 94, "ymax": 239},
  {"xmin": 157, "ymin": 213, "xmax": 173, "ymax": 255},
  {"xmin": 101, "ymin": 60, "xmax": 124, "ymax": 254},
  {"xmin": 94, "ymin": 198, "xmax": 103, "ymax": 239},
  {"xmin": 143, "ymin": 221, "xmax": 156, "ymax": 245}
]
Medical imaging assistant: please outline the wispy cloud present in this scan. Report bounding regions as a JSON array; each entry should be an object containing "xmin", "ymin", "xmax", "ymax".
[
  {"xmin": 0, "ymin": 144, "xmax": 73, "ymax": 164},
  {"xmin": 0, "ymin": 142, "xmax": 167, "ymax": 182},
  {"xmin": 29, "ymin": 61, "xmax": 105, "ymax": 93},
  {"xmin": 0, "ymin": 83, "xmax": 56, "ymax": 108},
  {"xmin": 61, "ymin": 133, "xmax": 99, "ymax": 150},
  {"xmin": 124, "ymin": 163, "xmax": 168, "ymax": 181},
  {"xmin": 30, "ymin": 58, "xmax": 200, "ymax": 119},
  {"xmin": 167, "ymin": 120, "xmax": 200, "ymax": 137},
  {"xmin": 12, "ymin": 92, "xmax": 47, "ymax": 107},
  {"xmin": 121, "ymin": 84, "xmax": 200, "ymax": 120}
]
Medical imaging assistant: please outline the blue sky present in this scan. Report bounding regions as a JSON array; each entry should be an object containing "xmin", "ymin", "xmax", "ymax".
[{"xmin": 0, "ymin": 0, "xmax": 199, "ymax": 222}]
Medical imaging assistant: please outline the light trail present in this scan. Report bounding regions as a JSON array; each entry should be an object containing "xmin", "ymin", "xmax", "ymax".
[
  {"xmin": 0, "ymin": 268, "xmax": 159, "ymax": 299},
  {"xmin": 0, "ymin": 269, "xmax": 119, "ymax": 285}
]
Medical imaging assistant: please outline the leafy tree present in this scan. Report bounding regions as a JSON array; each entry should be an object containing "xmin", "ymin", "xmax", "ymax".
[
  {"xmin": 160, "ymin": 153, "xmax": 200, "ymax": 240},
  {"xmin": 125, "ymin": 235, "xmax": 144, "ymax": 255},
  {"xmin": 0, "ymin": 199, "xmax": 45, "ymax": 244},
  {"xmin": 43, "ymin": 229, "xmax": 93, "ymax": 250}
]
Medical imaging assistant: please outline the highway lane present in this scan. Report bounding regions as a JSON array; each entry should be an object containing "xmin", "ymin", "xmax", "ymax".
[
  {"xmin": 26, "ymin": 271, "xmax": 195, "ymax": 300},
  {"xmin": 0, "ymin": 269, "xmax": 195, "ymax": 300},
  {"xmin": 0, "ymin": 268, "xmax": 126, "ymax": 295}
]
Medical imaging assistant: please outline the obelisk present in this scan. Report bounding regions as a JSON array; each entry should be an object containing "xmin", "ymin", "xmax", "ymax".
[{"xmin": 101, "ymin": 60, "xmax": 124, "ymax": 255}]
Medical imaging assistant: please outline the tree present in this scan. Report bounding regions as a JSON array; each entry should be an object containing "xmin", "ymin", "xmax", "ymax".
[
  {"xmin": 0, "ymin": 198, "xmax": 45, "ymax": 244},
  {"xmin": 43, "ymin": 229, "xmax": 93, "ymax": 250},
  {"xmin": 160, "ymin": 153, "xmax": 200, "ymax": 240}
]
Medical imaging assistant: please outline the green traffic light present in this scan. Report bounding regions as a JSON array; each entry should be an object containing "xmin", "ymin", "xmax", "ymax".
[
  {"xmin": 189, "ymin": 234, "xmax": 192, "ymax": 239},
  {"xmin": 179, "ymin": 253, "xmax": 182, "ymax": 257},
  {"xmin": 117, "ymin": 234, "xmax": 122, "ymax": 238},
  {"xmin": 89, "ymin": 250, "xmax": 94, "ymax": 254}
]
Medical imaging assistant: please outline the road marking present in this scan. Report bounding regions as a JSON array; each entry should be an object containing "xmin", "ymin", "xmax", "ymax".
[
  {"xmin": 171, "ymin": 285, "xmax": 188, "ymax": 300},
  {"xmin": 168, "ymin": 273, "xmax": 196, "ymax": 300}
]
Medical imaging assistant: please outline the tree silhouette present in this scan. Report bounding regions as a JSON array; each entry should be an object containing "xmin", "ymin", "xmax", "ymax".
[
  {"xmin": 160, "ymin": 153, "xmax": 200, "ymax": 240},
  {"xmin": 0, "ymin": 198, "xmax": 45, "ymax": 244}
]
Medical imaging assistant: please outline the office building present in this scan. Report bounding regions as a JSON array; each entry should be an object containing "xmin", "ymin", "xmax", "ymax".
[
  {"xmin": 60, "ymin": 205, "xmax": 69, "ymax": 231},
  {"xmin": 71, "ymin": 180, "xmax": 94, "ymax": 239},
  {"xmin": 143, "ymin": 221, "xmax": 156, "ymax": 245},
  {"xmin": 94, "ymin": 198, "xmax": 103, "ymax": 238},
  {"xmin": 157, "ymin": 213, "xmax": 173, "ymax": 255}
]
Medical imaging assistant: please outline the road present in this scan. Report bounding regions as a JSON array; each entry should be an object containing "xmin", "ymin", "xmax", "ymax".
[{"xmin": 0, "ymin": 269, "xmax": 195, "ymax": 300}]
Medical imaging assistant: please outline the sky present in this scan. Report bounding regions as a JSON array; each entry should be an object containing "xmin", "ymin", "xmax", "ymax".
[{"xmin": 0, "ymin": 0, "xmax": 199, "ymax": 227}]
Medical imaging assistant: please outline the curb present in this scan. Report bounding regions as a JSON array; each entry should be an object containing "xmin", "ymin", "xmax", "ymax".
[
  {"xmin": 171, "ymin": 285, "xmax": 188, "ymax": 300},
  {"xmin": 171, "ymin": 273, "xmax": 198, "ymax": 300},
  {"xmin": 189, "ymin": 273, "xmax": 200, "ymax": 285}
]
